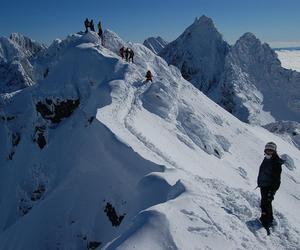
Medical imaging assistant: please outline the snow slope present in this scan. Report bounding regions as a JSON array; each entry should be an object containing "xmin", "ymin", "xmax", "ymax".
[
  {"xmin": 143, "ymin": 37, "xmax": 168, "ymax": 54},
  {"xmin": 160, "ymin": 16, "xmax": 300, "ymax": 125},
  {"xmin": 0, "ymin": 33, "xmax": 46, "ymax": 94},
  {"xmin": 0, "ymin": 31, "xmax": 300, "ymax": 250},
  {"xmin": 276, "ymin": 49, "xmax": 300, "ymax": 72}
]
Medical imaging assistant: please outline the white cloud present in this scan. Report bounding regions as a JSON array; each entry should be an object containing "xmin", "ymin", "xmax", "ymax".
[{"xmin": 266, "ymin": 41, "xmax": 300, "ymax": 48}]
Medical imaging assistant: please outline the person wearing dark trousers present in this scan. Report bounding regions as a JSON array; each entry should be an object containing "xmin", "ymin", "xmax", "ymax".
[
  {"xmin": 257, "ymin": 142, "xmax": 284, "ymax": 234},
  {"xmin": 90, "ymin": 19, "xmax": 95, "ymax": 31},
  {"xmin": 128, "ymin": 49, "xmax": 134, "ymax": 63},
  {"xmin": 98, "ymin": 20, "xmax": 103, "ymax": 38},
  {"xmin": 119, "ymin": 47, "xmax": 125, "ymax": 59},
  {"xmin": 125, "ymin": 48, "xmax": 130, "ymax": 62},
  {"xmin": 84, "ymin": 18, "xmax": 90, "ymax": 33}
]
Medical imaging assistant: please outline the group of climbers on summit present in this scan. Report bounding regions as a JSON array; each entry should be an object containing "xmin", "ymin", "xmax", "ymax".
[
  {"xmin": 83, "ymin": 18, "xmax": 153, "ymax": 83},
  {"xmin": 84, "ymin": 18, "xmax": 103, "ymax": 38}
]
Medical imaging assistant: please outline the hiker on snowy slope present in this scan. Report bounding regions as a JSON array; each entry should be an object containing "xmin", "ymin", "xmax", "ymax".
[
  {"xmin": 125, "ymin": 48, "xmax": 130, "ymax": 62},
  {"xmin": 128, "ymin": 49, "xmax": 134, "ymax": 63},
  {"xmin": 145, "ymin": 70, "xmax": 153, "ymax": 82},
  {"xmin": 257, "ymin": 142, "xmax": 284, "ymax": 233},
  {"xmin": 119, "ymin": 47, "xmax": 125, "ymax": 59}
]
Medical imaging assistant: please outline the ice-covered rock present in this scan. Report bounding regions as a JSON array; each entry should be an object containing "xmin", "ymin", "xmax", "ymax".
[
  {"xmin": 0, "ymin": 33, "xmax": 46, "ymax": 93},
  {"xmin": 160, "ymin": 17, "xmax": 300, "ymax": 125},
  {"xmin": 220, "ymin": 32, "xmax": 300, "ymax": 124},
  {"xmin": 263, "ymin": 120, "xmax": 300, "ymax": 150},
  {"xmin": 143, "ymin": 36, "xmax": 168, "ymax": 54},
  {"xmin": 160, "ymin": 15, "xmax": 230, "ymax": 92}
]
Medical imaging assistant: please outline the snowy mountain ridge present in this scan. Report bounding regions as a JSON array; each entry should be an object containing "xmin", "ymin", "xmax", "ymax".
[
  {"xmin": 160, "ymin": 16, "xmax": 300, "ymax": 125},
  {"xmin": 0, "ymin": 30, "xmax": 300, "ymax": 250}
]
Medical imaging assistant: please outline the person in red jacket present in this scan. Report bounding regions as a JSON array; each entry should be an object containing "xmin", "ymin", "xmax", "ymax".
[{"xmin": 145, "ymin": 70, "xmax": 153, "ymax": 82}]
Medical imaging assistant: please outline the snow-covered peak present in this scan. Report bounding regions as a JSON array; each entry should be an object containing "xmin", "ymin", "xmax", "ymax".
[
  {"xmin": 238, "ymin": 32, "xmax": 259, "ymax": 42},
  {"xmin": 0, "ymin": 33, "xmax": 45, "ymax": 62},
  {"xmin": 9, "ymin": 33, "xmax": 46, "ymax": 58},
  {"xmin": 192, "ymin": 15, "xmax": 215, "ymax": 28},
  {"xmin": 0, "ymin": 33, "xmax": 45, "ymax": 94},
  {"xmin": 143, "ymin": 36, "xmax": 168, "ymax": 54},
  {"xmin": 220, "ymin": 32, "xmax": 300, "ymax": 124},
  {"xmin": 159, "ymin": 16, "xmax": 300, "ymax": 124},
  {"xmin": 160, "ymin": 16, "xmax": 230, "ymax": 92},
  {"xmin": 230, "ymin": 32, "xmax": 281, "ymax": 69}
]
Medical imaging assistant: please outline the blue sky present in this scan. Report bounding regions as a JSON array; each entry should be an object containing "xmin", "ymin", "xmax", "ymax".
[{"xmin": 1, "ymin": 0, "xmax": 300, "ymax": 47}]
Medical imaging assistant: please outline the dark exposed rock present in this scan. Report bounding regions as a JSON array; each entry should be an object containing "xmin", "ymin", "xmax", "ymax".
[
  {"xmin": 36, "ymin": 98, "xmax": 80, "ymax": 124},
  {"xmin": 12, "ymin": 132, "xmax": 21, "ymax": 147},
  {"xmin": 18, "ymin": 198, "xmax": 32, "ymax": 216},
  {"xmin": 43, "ymin": 68, "xmax": 49, "ymax": 78},
  {"xmin": 88, "ymin": 116, "xmax": 95, "ymax": 124},
  {"xmin": 30, "ymin": 184, "xmax": 46, "ymax": 201},
  {"xmin": 34, "ymin": 126, "xmax": 47, "ymax": 149},
  {"xmin": 8, "ymin": 151, "xmax": 15, "ymax": 160},
  {"xmin": 0, "ymin": 116, "xmax": 16, "ymax": 121},
  {"xmin": 104, "ymin": 202, "xmax": 125, "ymax": 227},
  {"xmin": 87, "ymin": 241, "xmax": 101, "ymax": 250}
]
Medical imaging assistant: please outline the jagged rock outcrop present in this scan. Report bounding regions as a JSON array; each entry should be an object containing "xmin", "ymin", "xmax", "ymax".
[
  {"xmin": 143, "ymin": 36, "xmax": 168, "ymax": 54},
  {"xmin": 0, "ymin": 33, "xmax": 46, "ymax": 93},
  {"xmin": 160, "ymin": 15, "xmax": 230, "ymax": 92}
]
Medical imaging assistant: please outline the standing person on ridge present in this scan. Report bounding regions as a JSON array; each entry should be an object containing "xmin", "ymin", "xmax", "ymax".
[
  {"xmin": 119, "ymin": 47, "xmax": 125, "ymax": 60},
  {"xmin": 84, "ymin": 18, "xmax": 90, "ymax": 33},
  {"xmin": 257, "ymin": 142, "xmax": 284, "ymax": 235},
  {"xmin": 125, "ymin": 48, "xmax": 130, "ymax": 62},
  {"xmin": 145, "ymin": 70, "xmax": 153, "ymax": 82},
  {"xmin": 128, "ymin": 48, "xmax": 134, "ymax": 63},
  {"xmin": 90, "ymin": 19, "xmax": 95, "ymax": 31},
  {"xmin": 98, "ymin": 20, "xmax": 103, "ymax": 38}
]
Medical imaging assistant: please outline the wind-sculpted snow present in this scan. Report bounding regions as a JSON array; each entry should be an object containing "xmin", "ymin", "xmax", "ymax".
[
  {"xmin": 0, "ymin": 30, "xmax": 300, "ymax": 250},
  {"xmin": 141, "ymin": 81, "xmax": 178, "ymax": 120}
]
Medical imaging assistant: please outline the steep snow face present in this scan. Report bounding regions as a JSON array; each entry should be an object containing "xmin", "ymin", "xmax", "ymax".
[
  {"xmin": 0, "ymin": 31, "xmax": 300, "ymax": 250},
  {"xmin": 160, "ymin": 15, "xmax": 230, "ymax": 92},
  {"xmin": 276, "ymin": 49, "xmax": 300, "ymax": 72},
  {"xmin": 143, "ymin": 36, "xmax": 168, "ymax": 54},
  {"xmin": 0, "ymin": 33, "xmax": 46, "ymax": 93},
  {"xmin": 221, "ymin": 33, "xmax": 300, "ymax": 124}
]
